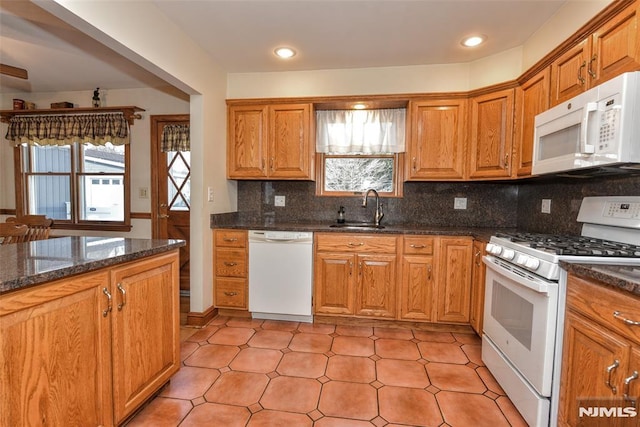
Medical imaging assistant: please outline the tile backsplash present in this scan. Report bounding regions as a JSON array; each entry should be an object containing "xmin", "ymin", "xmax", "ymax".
[{"xmin": 237, "ymin": 173, "xmax": 640, "ymax": 235}]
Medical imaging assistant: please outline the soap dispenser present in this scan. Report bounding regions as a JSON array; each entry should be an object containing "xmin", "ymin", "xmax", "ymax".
[{"xmin": 337, "ymin": 206, "xmax": 345, "ymax": 224}]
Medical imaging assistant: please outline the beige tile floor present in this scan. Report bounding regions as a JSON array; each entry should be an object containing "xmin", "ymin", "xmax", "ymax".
[{"xmin": 126, "ymin": 314, "xmax": 528, "ymax": 427}]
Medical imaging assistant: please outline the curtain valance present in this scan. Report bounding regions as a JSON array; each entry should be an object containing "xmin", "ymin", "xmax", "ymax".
[
  {"xmin": 316, "ymin": 108, "xmax": 406, "ymax": 154},
  {"xmin": 161, "ymin": 124, "xmax": 190, "ymax": 152},
  {"xmin": 5, "ymin": 112, "xmax": 130, "ymax": 146}
]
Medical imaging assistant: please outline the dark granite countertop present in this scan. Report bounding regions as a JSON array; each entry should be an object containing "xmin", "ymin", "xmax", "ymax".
[
  {"xmin": 0, "ymin": 237, "xmax": 185, "ymax": 295},
  {"xmin": 561, "ymin": 261, "xmax": 640, "ymax": 297},
  {"xmin": 211, "ymin": 212, "xmax": 506, "ymax": 242}
]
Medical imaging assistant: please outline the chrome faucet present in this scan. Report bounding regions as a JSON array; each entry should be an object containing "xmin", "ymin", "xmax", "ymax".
[{"xmin": 362, "ymin": 188, "xmax": 384, "ymax": 226}]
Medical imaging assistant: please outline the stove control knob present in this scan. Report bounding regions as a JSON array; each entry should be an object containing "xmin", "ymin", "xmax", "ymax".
[
  {"xmin": 487, "ymin": 244, "xmax": 502, "ymax": 255},
  {"xmin": 502, "ymin": 249, "xmax": 515, "ymax": 260},
  {"xmin": 515, "ymin": 255, "xmax": 528, "ymax": 266},
  {"xmin": 525, "ymin": 258, "xmax": 540, "ymax": 270}
]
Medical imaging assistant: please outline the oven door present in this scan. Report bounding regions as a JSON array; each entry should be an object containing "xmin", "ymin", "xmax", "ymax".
[{"xmin": 483, "ymin": 255, "xmax": 559, "ymax": 396}]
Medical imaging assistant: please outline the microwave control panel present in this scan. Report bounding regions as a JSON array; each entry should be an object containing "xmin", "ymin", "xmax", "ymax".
[{"xmin": 598, "ymin": 103, "xmax": 620, "ymax": 151}]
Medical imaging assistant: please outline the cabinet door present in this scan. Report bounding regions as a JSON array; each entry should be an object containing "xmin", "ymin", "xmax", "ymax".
[
  {"xmin": 513, "ymin": 68, "xmax": 550, "ymax": 177},
  {"xmin": 110, "ymin": 251, "xmax": 180, "ymax": 423},
  {"xmin": 469, "ymin": 240, "xmax": 486, "ymax": 335},
  {"xmin": 559, "ymin": 311, "xmax": 631, "ymax": 427},
  {"xmin": 0, "ymin": 272, "xmax": 113, "ymax": 427},
  {"xmin": 314, "ymin": 252, "xmax": 355, "ymax": 315},
  {"xmin": 550, "ymin": 39, "xmax": 591, "ymax": 106},
  {"xmin": 400, "ymin": 254, "xmax": 435, "ymax": 321},
  {"xmin": 227, "ymin": 105, "xmax": 268, "ymax": 178},
  {"xmin": 269, "ymin": 103, "xmax": 312, "ymax": 179},
  {"xmin": 355, "ymin": 254, "xmax": 397, "ymax": 318},
  {"xmin": 437, "ymin": 238, "xmax": 472, "ymax": 323},
  {"xmin": 591, "ymin": 0, "xmax": 640, "ymax": 86},
  {"xmin": 468, "ymin": 89, "xmax": 514, "ymax": 179},
  {"xmin": 407, "ymin": 99, "xmax": 467, "ymax": 180}
]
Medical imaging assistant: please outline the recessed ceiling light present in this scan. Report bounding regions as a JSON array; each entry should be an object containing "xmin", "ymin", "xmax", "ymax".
[
  {"xmin": 461, "ymin": 35, "xmax": 487, "ymax": 48},
  {"xmin": 274, "ymin": 47, "xmax": 296, "ymax": 59},
  {"xmin": 353, "ymin": 103, "xmax": 366, "ymax": 110}
]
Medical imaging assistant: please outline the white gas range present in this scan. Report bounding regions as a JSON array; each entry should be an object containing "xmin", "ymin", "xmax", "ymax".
[{"xmin": 482, "ymin": 196, "xmax": 640, "ymax": 427}]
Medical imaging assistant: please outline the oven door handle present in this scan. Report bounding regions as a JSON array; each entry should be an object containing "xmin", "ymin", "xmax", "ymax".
[{"xmin": 483, "ymin": 255, "xmax": 555, "ymax": 294}]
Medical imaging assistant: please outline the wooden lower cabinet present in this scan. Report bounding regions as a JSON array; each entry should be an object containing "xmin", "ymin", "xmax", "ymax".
[
  {"xmin": 314, "ymin": 233, "xmax": 473, "ymax": 326},
  {"xmin": 110, "ymin": 252, "xmax": 181, "ymax": 423},
  {"xmin": 314, "ymin": 233, "xmax": 397, "ymax": 319},
  {"xmin": 436, "ymin": 237, "xmax": 473, "ymax": 323},
  {"xmin": 558, "ymin": 273, "xmax": 640, "ymax": 427},
  {"xmin": 0, "ymin": 250, "xmax": 180, "ymax": 427},
  {"xmin": 469, "ymin": 240, "xmax": 487, "ymax": 334},
  {"xmin": 213, "ymin": 229, "xmax": 248, "ymax": 310}
]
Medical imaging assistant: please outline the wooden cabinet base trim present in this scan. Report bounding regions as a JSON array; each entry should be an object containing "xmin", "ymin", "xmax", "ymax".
[
  {"xmin": 313, "ymin": 314, "xmax": 475, "ymax": 334},
  {"xmin": 187, "ymin": 304, "xmax": 218, "ymax": 327}
]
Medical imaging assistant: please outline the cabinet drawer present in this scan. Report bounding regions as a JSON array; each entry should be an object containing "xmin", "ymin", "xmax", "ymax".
[
  {"xmin": 567, "ymin": 274, "xmax": 640, "ymax": 345},
  {"xmin": 214, "ymin": 230, "xmax": 247, "ymax": 248},
  {"xmin": 215, "ymin": 278, "xmax": 247, "ymax": 309},
  {"xmin": 316, "ymin": 233, "xmax": 397, "ymax": 253},
  {"xmin": 403, "ymin": 236, "xmax": 434, "ymax": 255},
  {"xmin": 215, "ymin": 249, "xmax": 247, "ymax": 277}
]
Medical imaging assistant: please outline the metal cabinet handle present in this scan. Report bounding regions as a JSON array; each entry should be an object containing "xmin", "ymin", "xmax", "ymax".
[
  {"xmin": 427, "ymin": 264, "xmax": 432, "ymax": 281},
  {"xmin": 412, "ymin": 157, "xmax": 417, "ymax": 172},
  {"xmin": 270, "ymin": 157, "xmax": 275, "ymax": 171},
  {"xmin": 347, "ymin": 242, "xmax": 365, "ymax": 247},
  {"xmin": 613, "ymin": 311, "xmax": 640, "ymax": 326},
  {"xmin": 158, "ymin": 214, "xmax": 170, "ymax": 219},
  {"xmin": 358, "ymin": 261, "xmax": 363, "ymax": 275},
  {"xmin": 223, "ymin": 261, "xmax": 238, "ymax": 267},
  {"xmin": 578, "ymin": 61, "xmax": 587, "ymax": 85},
  {"xmin": 606, "ymin": 360, "xmax": 620, "ymax": 394},
  {"xmin": 349, "ymin": 260, "xmax": 353, "ymax": 276},
  {"xmin": 504, "ymin": 153, "xmax": 509, "ymax": 168},
  {"xmin": 102, "ymin": 287, "xmax": 112, "ymax": 317},
  {"xmin": 624, "ymin": 371, "xmax": 638, "ymax": 406},
  {"xmin": 223, "ymin": 237, "xmax": 238, "ymax": 242},
  {"xmin": 224, "ymin": 291, "xmax": 238, "ymax": 297},
  {"xmin": 588, "ymin": 54, "xmax": 597, "ymax": 79},
  {"xmin": 410, "ymin": 244, "xmax": 426, "ymax": 249},
  {"xmin": 116, "ymin": 283, "xmax": 126, "ymax": 311}
]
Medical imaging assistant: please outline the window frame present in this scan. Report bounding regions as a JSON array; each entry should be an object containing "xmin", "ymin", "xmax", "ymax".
[
  {"xmin": 13, "ymin": 142, "xmax": 132, "ymax": 232},
  {"xmin": 315, "ymin": 152, "xmax": 404, "ymax": 197}
]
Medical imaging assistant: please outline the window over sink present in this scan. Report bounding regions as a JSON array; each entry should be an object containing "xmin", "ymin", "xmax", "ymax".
[{"xmin": 315, "ymin": 108, "xmax": 405, "ymax": 197}]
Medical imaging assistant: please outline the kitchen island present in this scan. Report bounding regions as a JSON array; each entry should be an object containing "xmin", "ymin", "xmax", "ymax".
[{"xmin": 0, "ymin": 237, "xmax": 184, "ymax": 427}]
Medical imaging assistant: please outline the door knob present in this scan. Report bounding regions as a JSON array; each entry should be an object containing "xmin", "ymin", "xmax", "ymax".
[{"xmin": 158, "ymin": 214, "xmax": 170, "ymax": 219}]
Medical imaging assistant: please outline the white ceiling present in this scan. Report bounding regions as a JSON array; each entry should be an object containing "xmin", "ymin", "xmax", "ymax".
[{"xmin": 0, "ymin": 0, "xmax": 568, "ymax": 94}]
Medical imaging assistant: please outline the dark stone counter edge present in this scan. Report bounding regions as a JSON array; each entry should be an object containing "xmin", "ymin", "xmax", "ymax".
[
  {"xmin": 1, "ymin": 240, "xmax": 186, "ymax": 295},
  {"xmin": 561, "ymin": 261, "xmax": 640, "ymax": 298},
  {"xmin": 210, "ymin": 213, "xmax": 501, "ymax": 242}
]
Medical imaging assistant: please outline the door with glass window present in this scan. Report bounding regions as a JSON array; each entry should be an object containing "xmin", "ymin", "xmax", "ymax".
[{"xmin": 151, "ymin": 115, "xmax": 190, "ymax": 291}]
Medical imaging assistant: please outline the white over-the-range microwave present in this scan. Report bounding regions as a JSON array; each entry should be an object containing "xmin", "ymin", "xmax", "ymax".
[{"xmin": 532, "ymin": 71, "xmax": 640, "ymax": 176}]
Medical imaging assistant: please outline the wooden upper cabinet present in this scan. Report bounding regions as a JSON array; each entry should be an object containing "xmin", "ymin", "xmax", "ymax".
[
  {"xmin": 468, "ymin": 88, "xmax": 515, "ymax": 179},
  {"xmin": 227, "ymin": 105, "xmax": 268, "ymax": 178},
  {"xmin": 269, "ymin": 103, "xmax": 312, "ymax": 179},
  {"xmin": 513, "ymin": 68, "xmax": 550, "ymax": 177},
  {"xmin": 551, "ymin": 1, "xmax": 640, "ymax": 106},
  {"xmin": 406, "ymin": 99, "xmax": 467, "ymax": 180},
  {"xmin": 227, "ymin": 103, "xmax": 313, "ymax": 180}
]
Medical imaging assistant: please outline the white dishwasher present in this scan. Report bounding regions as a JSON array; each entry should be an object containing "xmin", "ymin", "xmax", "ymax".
[{"xmin": 248, "ymin": 230, "xmax": 314, "ymax": 323}]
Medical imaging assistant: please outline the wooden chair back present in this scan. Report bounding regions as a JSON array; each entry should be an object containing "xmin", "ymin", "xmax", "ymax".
[
  {"xmin": 6, "ymin": 215, "xmax": 54, "ymax": 241},
  {"xmin": 0, "ymin": 223, "xmax": 29, "ymax": 244}
]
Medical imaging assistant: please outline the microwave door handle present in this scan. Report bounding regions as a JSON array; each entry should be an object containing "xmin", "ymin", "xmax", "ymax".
[{"xmin": 580, "ymin": 102, "xmax": 598, "ymax": 154}]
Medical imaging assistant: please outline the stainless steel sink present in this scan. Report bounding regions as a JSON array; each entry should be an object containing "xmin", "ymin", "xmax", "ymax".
[{"xmin": 329, "ymin": 223, "xmax": 385, "ymax": 230}]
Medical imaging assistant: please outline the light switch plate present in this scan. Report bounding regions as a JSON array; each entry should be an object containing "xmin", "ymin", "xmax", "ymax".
[
  {"xmin": 541, "ymin": 199, "xmax": 551, "ymax": 214},
  {"xmin": 454, "ymin": 197, "xmax": 467, "ymax": 210},
  {"xmin": 138, "ymin": 187, "xmax": 148, "ymax": 199},
  {"xmin": 274, "ymin": 195, "xmax": 286, "ymax": 207},
  {"xmin": 207, "ymin": 187, "xmax": 214, "ymax": 202}
]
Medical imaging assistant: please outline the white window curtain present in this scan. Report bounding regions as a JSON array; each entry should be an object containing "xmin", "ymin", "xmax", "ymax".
[{"xmin": 316, "ymin": 108, "xmax": 406, "ymax": 154}]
